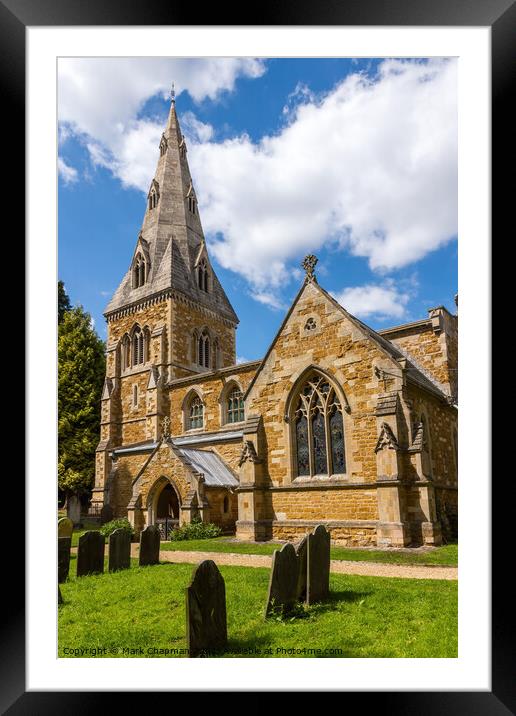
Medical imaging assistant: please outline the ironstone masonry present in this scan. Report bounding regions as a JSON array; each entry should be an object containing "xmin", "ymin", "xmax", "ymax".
[{"xmin": 93, "ymin": 91, "xmax": 458, "ymax": 548}]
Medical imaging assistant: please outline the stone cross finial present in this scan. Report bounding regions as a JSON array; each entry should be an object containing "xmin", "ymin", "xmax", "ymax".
[
  {"xmin": 302, "ymin": 254, "xmax": 318, "ymax": 281},
  {"xmin": 161, "ymin": 416, "xmax": 171, "ymax": 438}
]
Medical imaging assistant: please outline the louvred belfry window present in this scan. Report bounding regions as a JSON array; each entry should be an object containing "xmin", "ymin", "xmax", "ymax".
[
  {"xmin": 133, "ymin": 253, "xmax": 146, "ymax": 288},
  {"xmin": 198, "ymin": 331, "xmax": 210, "ymax": 368},
  {"xmin": 293, "ymin": 373, "xmax": 346, "ymax": 477},
  {"xmin": 197, "ymin": 258, "xmax": 209, "ymax": 292}
]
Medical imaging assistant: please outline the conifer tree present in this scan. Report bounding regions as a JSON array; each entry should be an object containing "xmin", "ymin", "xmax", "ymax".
[
  {"xmin": 58, "ymin": 305, "xmax": 105, "ymax": 497},
  {"xmin": 58, "ymin": 280, "xmax": 71, "ymax": 324}
]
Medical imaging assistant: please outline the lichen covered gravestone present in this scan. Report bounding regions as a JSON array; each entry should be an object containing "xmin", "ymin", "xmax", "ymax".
[
  {"xmin": 58, "ymin": 517, "xmax": 73, "ymax": 538},
  {"xmin": 306, "ymin": 524, "xmax": 331, "ymax": 604},
  {"xmin": 265, "ymin": 543, "xmax": 300, "ymax": 616},
  {"xmin": 139, "ymin": 524, "xmax": 160, "ymax": 566},
  {"xmin": 58, "ymin": 537, "xmax": 72, "ymax": 583},
  {"xmin": 109, "ymin": 528, "xmax": 131, "ymax": 572},
  {"xmin": 67, "ymin": 495, "xmax": 82, "ymax": 526},
  {"xmin": 77, "ymin": 531, "xmax": 105, "ymax": 577},
  {"xmin": 186, "ymin": 560, "xmax": 227, "ymax": 657}
]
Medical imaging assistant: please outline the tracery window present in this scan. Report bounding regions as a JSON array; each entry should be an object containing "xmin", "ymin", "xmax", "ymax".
[
  {"xmin": 188, "ymin": 395, "xmax": 204, "ymax": 430},
  {"xmin": 198, "ymin": 331, "xmax": 210, "ymax": 368},
  {"xmin": 226, "ymin": 386, "xmax": 245, "ymax": 424},
  {"xmin": 133, "ymin": 253, "xmax": 146, "ymax": 288},
  {"xmin": 197, "ymin": 258, "xmax": 209, "ymax": 292},
  {"xmin": 293, "ymin": 373, "xmax": 346, "ymax": 477}
]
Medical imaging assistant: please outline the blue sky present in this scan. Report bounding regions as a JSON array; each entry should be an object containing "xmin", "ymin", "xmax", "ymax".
[{"xmin": 58, "ymin": 57, "xmax": 457, "ymax": 361}]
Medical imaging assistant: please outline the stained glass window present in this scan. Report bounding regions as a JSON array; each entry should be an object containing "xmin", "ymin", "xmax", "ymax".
[
  {"xmin": 292, "ymin": 372, "xmax": 346, "ymax": 478},
  {"xmin": 296, "ymin": 414, "xmax": 310, "ymax": 476},
  {"xmin": 330, "ymin": 406, "xmax": 346, "ymax": 473},
  {"xmin": 312, "ymin": 410, "xmax": 328, "ymax": 474}
]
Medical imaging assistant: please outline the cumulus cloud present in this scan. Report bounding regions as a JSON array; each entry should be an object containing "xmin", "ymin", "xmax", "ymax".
[
  {"xmin": 58, "ymin": 57, "xmax": 457, "ymax": 307},
  {"xmin": 189, "ymin": 59, "xmax": 457, "ymax": 293},
  {"xmin": 57, "ymin": 57, "xmax": 265, "ymax": 189},
  {"xmin": 58, "ymin": 157, "xmax": 78, "ymax": 184},
  {"xmin": 332, "ymin": 283, "xmax": 410, "ymax": 320}
]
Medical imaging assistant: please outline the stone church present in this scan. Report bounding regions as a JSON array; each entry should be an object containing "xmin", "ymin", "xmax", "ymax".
[{"xmin": 93, "ymin": 94, "xmax": 458, "ymax": 547}]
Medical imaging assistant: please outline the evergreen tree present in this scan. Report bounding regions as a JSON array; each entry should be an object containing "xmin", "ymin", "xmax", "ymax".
[
  {"xmin": 58, "ymin": 305, "xmax": 105, "ymax": 497},
  {"xmin": 58, "ymin": 280, "xmax": 71, "ymax": 323}
]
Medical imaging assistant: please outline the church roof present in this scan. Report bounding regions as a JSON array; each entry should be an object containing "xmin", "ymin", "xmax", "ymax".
[
  {"xmin": 104, "ymin": 96, "xmax": 238, "ymax": 325},
  {"xmin": 178, "ymin": 447, "xmax": 239, "ymax": 487}
]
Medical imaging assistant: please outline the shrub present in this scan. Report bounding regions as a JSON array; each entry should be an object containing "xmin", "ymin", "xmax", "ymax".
[
  {"xmin": 169, "ymin": 517, "xmax": 221, "ymax": 541},
  {"xmin": 100, "ymin": 518, "xmax": 133, "ymax": 540}
]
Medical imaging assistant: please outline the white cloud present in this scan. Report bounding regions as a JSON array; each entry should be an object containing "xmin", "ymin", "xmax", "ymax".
[
  {"xmin": 58, "ymin": 57, "xmax": 265, "ymax": 190},
  {"xmin": 188, "ymin": 59, "xmax": 457, "ymax": 294},
  {"xmin": 332, "ymin": 283, "xmax": 410, "ymax": 320},
  {"xmin": 58, "ymin": 157, "xmax": 78, "ymax": 184},
  {"xmin": 58, "ymin": 58, "xmax": 457, "ymax": 307}
]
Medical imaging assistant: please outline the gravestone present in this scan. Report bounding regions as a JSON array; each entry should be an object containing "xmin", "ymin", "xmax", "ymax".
[
  {"xmin": 109, "ymin": 528, "xmax": 131, "ymax": 572},
  {"xmin": 58, "ymin": 537, "xmax": 71, "ymax": 583},
  {"xmin": 100, "ymin": 504, "xmax": 114, "ymax": 525},
  {"xmin": 295, "ymin": 534, "xmax": 308, "ymax": 601},
  {"xmin": 139, "ymin": 525, "xmax": 160, "ymax": 566},
  {"xmin": 186, "ymin": 560, "xmax": 227, "ymax": 657},
  {"xmin": 67, "ymin": 495, "xmax": 82, "ymax": 526},
  {"xmin": 58, "ymin": 517, "xmax": 73, "ymax": 538},
  {"xmin": 306, "ymin": 524, "xmax": 331, "ymax": 605},
  {"xmin": 77, "ymin": 531, "xmax": 105, "ymax": 577},
  {"xmin": 265, "ymin": 543, "xmax": 300, "ymax": 616}
]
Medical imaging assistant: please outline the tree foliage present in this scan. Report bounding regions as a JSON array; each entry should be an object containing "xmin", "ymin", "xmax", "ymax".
[
  {"xmin": 58, "ymin": 305, "xmax": 105, "ymax": 496},
  {"xmin": 58, "ymin": 280, "xmax": 72, "ymax": 324}
]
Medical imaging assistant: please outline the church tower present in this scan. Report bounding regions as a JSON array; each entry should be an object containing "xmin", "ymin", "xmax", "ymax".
[{"xmin": 92, "ymin": 89, "xmax": 238, "ymax": 513}]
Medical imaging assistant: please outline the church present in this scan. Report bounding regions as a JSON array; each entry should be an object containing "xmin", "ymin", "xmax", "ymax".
[{"xmin": 93, "ymin": 93, "xmax": 458, "ymax": 548}]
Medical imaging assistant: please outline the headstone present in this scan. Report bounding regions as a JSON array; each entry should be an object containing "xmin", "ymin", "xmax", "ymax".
[
  {"xmin": 186, "ymin": 560, "xmax": 227, "ymax": 657},
  {"xmin": 295, "ymin": 535, "xmax": 308, "ymax": 601},
  {"xmin": 58, "ymin": 517, "xmax": 73, "ymax": 538},
  {"xmin": 77, "ymin": 531, "xmax": 105, "ymax": 577},
  {"xmin": 67, "ymin": 495, "xmax": 82, "ymax": 526},
  {"xmin": 100, "ymin": 504, "xmax": 114, "ymax": 525},
  {"xmin": 109, "ymin": 528, "xmax": 131, "ymax": 572},
  {"xmin": 58, "ymin": 537, "xmax": 72, "ymax": 583},
  {"xmin": 265, "ymin": 543, "xmax": 300, "ymax": 616},
  {"xmin": 306, "ymin": 524, "xmax": 331, "ymax": 605},
  {"xmin": 139, "ymin": 525, "xmax": 160, "ymax": 566}
]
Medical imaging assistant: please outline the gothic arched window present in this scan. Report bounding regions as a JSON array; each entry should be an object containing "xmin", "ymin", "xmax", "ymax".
[
  {"xmin": 226, "ymin": 386, "xmax": 245, "ymax": 424},
  {"xmin": 292, "ymin": 373, "xmax": 346, "ymax": 478},
  {"xmin": 122, "ymin": 334, "xmax": 131, "ymax": 370},
  {"xmin": 197, "ymin": 258, "xmax": 209, "ymax": 293},
  {"xmin": 131, "ymin": 326, "xmax": 146, "ymax": 367},
  {"xmin": 198, "ymin": 331, "xmax": 210, "ymax": 368},
  {"xmin": 133, "ymin": 253, "xmax": 146, "ymax": 289},
  {"xmin": 188, "ymin": 395, "xmax": 204, "ymax": 430}
]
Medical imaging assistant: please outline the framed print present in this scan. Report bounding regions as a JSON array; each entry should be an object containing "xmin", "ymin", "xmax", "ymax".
[{"xmin": 6, "ymin": 0, "xmax": 511, "ymax": 709}]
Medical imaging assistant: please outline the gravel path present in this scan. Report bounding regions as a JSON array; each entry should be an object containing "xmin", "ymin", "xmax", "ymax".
[{"xmin": 128, "ymin": 545, "xmax": 457, "ymax": 581}]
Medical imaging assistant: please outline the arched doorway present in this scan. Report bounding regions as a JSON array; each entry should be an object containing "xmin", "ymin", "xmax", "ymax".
[{"xmin": 152, "ymin": 480, "xmax": 180, "ymax": 539}]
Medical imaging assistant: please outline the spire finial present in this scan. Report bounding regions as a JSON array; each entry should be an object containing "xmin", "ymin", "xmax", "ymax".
[
  {"xmin": 302, "ymin": 254, "xmax": 318, "ymax": 282},
  {"xmin": 171, "ymin": 82, "xmax": 176, "ymax": 104}
]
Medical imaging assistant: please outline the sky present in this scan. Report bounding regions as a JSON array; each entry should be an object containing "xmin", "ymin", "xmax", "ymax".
[{"xmin": 58, "ymin": 57, "xmax": 457, "ymax": 362}]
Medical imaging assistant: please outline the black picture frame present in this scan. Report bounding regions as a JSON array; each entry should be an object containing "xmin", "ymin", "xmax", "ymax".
[{"xmin": 7, "ymin": 0, "xmax": 509, "ymax": 710}]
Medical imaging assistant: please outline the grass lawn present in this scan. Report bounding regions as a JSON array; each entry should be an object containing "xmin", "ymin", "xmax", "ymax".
[
  {"xmin": 159, "ymin": 537, "xmax": 458, "ymax": 567},
  {"xmin": 70, "ymin": 521, "xmax": 101, "ymax": 548},
  {"xmin": 59, "ymin": 561, "xmax": 457, "ymax": 658}
]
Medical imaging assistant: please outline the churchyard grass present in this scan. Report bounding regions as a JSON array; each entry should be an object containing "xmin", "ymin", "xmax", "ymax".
[
  {"xmin": 159, "ymin": 537, "xmax": 458, "ymax": 566},
  {"xmin": 70, "ymin": 521, "xmax": 103, "ymax": 547},
  {"xmin": 59, "ymin": 562, "xmax": 457, "ymax": 658}
]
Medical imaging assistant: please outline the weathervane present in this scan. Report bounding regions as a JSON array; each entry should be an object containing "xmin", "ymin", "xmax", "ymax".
[
  {"xmin": 171, "ymin": 82, "xmax": 176, "ymax": 103},
  {"xmin": 302, "ymin": 254, "xmax": 318, "ymax": 281}
]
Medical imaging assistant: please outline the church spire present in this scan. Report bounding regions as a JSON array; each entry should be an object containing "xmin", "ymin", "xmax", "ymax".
[{"xmin": 105, "ymin": 88, "xmax": 238, "ymax": 326}]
